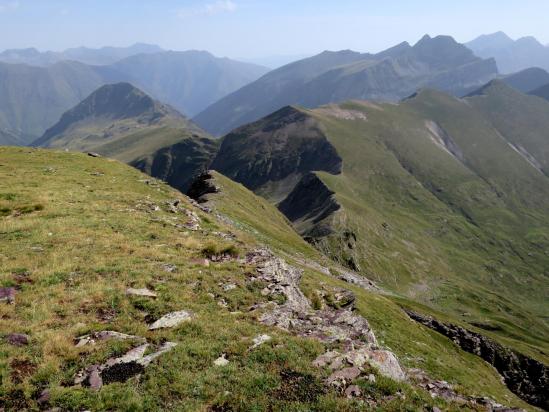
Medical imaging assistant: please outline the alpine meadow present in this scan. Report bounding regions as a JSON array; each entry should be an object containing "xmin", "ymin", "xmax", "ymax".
[{"xmin": 1, "ymin": 1, "xmax": 548, "ymax": 411}]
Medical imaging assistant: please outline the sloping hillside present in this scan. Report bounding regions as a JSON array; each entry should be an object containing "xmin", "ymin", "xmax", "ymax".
[
  {"xmin": 207, "ymin": 84, "xmax": 549, "ymax": 381},
  {"xmin": 194, "ymin": 35, "xmax": 497, "ymax": 135},
  {"xmin": 1, "ymin": 147, "xmax": 536, "ymax": 411}
]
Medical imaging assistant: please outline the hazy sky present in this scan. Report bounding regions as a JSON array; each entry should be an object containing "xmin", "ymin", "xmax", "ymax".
[{"xmin": 1, "ymin": 0, "xmax": 549, "ymax": 59}]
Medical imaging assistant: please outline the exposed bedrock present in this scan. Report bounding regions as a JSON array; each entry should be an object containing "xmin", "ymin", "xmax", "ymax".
[{"xmin": 405, "ymin": 310, "xmax": 549, "ymax": 409}]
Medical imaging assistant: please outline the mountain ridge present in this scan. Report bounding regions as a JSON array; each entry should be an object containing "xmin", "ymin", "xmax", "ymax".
[{"xmin": 194, "ymin": 34, "xmax": 498, "ymax": 136}]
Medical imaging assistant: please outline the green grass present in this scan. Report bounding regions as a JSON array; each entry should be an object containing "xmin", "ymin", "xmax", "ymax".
[
  {"xmin": 195, "ymin": 168, "xmax": 537, "ymax": 411},
  {"xmin": 290, "ymin": 92, "xmax": 549, "ymax": 364},
  {"xmin": 0, "ymin": 146, "xmax": 497, "ymax": 411}
]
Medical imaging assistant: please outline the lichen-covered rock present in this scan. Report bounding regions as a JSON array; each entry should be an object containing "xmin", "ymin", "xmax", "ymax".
[
  {"xmin": 126, "ymin": 288, "xmax": 157, "ymax": 298},
  {"xmin": 327, "ymin": 367, "xmax": 361, "ymax": 387},
  {"xmin": 366, "ymin": 349, "xmax": 405, "ymax": 381},
  {"xmin": 75, "ymin": 330, "xmax": 145, "ymax": 347},
  {"xmin": 148, "ymin": 310, "xmax": 193, "ymax": 330}
]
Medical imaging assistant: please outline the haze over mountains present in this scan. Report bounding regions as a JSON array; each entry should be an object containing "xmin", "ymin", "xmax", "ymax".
[
  {"xmin": 194, "ymin": 35, "xmax": 498, "ymax": 135},
  {"xmin": 0, "ymin": 43, "xmax": 164, "ymax": 66},
  {"xmin": 467, "ymin": 32, "xmax": 549, "ymax": 74},
  {"xmin": 0, "ymin": 49, "xmax": 267, "ymax": 144}
]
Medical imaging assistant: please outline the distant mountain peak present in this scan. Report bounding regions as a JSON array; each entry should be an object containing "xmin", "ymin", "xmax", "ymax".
[
  {"xmin": 53, "ymin": 82, "xmax": 179, "ymax": 123},
  {"xmin": 466, "ymin": 32, "xmax": 549, "ymax": 74},
  {"xmin": 34, "ymin": 82, "xmax": 186, "ymax": 146}
]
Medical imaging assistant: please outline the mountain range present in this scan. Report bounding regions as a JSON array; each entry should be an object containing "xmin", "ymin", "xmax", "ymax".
[
  {"xmin": 0, "ymin": 43, "xmax": 164, "ymax": 66},
  {"xmin": 194, "ymin": 35, "xmax": 498, "ymax": 135},
  {"xmin": 466, "ymin": 32, "xmax": 549, "ymax": 74},
  {"xmin": 0, "ymin": 51, "xmax": 266, "ymax": 145},
  {"xmin": 2, "ymin": 32, "xmax": 549, "ymax": 411}
]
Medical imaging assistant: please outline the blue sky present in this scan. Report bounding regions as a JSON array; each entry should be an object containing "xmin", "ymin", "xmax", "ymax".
[{"xmin": 1, "ymin": 0, "xmax": 549, "ymax": 59}]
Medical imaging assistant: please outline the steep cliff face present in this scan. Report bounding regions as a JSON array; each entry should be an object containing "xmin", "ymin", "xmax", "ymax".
[
  {"xmin": 131, "ymin": 136, "xmax": 218, "ymax": 193},
  {"xmin": 278, "ymin": 172, "xmax": 341, "ymax": 237},
  {"xmin": 405, "ymin": 310, "xmax": 549, "ymax": 409},
  {"xmin": 210, "ymin": 106, "xmax": 342, "ymax": 203}
]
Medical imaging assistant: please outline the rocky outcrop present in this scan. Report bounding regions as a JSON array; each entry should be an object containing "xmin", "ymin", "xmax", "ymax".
[
  {"xmin": 74, "ymin": 342, "xmax": 177, "ymax": 390},
  {"xmin": 132, "ymin": 136, "xmax": 218, "ymax": 193},
  {"xmin": 246, "ymin": 248, "xmax": 405, "ymax": 389},
  {"xmin": 278, "ymin": 172, "xmax": 341, "ymax": 238},
  {"xmin": 405, "ymin": 310, "xmax": 549, "ymax": 409},
  {"xmin": 186, "ymin": 171, "xmax": 220, "ymax": 203}
]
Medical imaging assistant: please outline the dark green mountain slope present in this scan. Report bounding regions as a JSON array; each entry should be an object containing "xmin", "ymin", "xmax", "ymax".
[
  {"xmin": 468, "ymin": 80, "xmax": 549, "ymax": 176},
  {"xmin": 529, "ymin": 83, "xmax": 549, "ymax": 101},
  {"xmin": 34, "ymin": 83, "xmax": 218, "ymax": 191},
  {"xmin": 194, "ymin": 35, "xmax": 497, "ymax": 136},
  {"xmin": 0, "ymin": 61, "xmax": 105, "ymax": 143},
  {"xmin": 208, "ymin": 85, "xmax": 549, "ymax": 368},
  {"xmin": 501, "ymin": 67, "xmax": 549, "ymax": 93}
]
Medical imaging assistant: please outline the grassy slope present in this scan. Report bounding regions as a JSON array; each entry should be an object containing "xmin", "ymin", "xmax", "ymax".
[
  {"xmin": 194, "ymin": 170, "xmax": 536, "ymax": 411},
  {"xmin": 1, "ymin": 147, "xmax": 490, "ymax": 412},
  {"xmin": 469, "ymin": 81, "xmax": 549, "ymax": 174},
  {"xmin": 87, "ymin": 126, "xmax": 204, "ymax": 164},
  {"xmin": 301, "ymin": 96, "xmax": 549, "ymax": 364}
]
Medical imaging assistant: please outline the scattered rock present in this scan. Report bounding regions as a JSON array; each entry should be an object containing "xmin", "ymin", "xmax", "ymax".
[
  {"xmin": 367, "ymin": 349, "xmax": 406, "ymax": 381},
  {"xmin": 148, "ymin": 310, "xmax": 193, "ymax": 330},
  {"xmin": 367, "ymin": 373, "xmax": 376, "ymax": 383},
  {"xmin": 75, "ymin": 331, "xmax": 145, "ymax": 347},
  {"xmin": 344, "ymin": 384, "xmax": 361, "ymax": 398},
  {"xmin": 184, "ymin": 210, "xmax": 200, "ymax": 231},
  {"xmin": 336, "ymin": 268, "xmax": 378, "ymax": 291},
  {"xmin": 75, "ymin": 342, "xmax": 177, "ymax": 388},
  {"xmin": 327, "ymin": 367, "xmax": 361, "ymax": 387},
  {"xmin": 6, "ymin": 333, "xmax": 29, "ymax": 346},
  {"xmin": 87, "ymin": 152, "xmax": 101, "ymax": 158},
  {"xmin": 166, "ymin": 199, "xmax": 181, "ymax": 213},
  {"xmin": 126, "ymin": 288, "xmax": 157, "ymax": 298},
  {"xmin": 87, "ymin": 366, "xmax": 103, "ymax": 390},
  {"xmin": 250, "ymin": 334, "xmax": 271, "ymax": 349},
  {"xmin": 214, "ymin": 354, "xmax": 229, "ymax": 367},
  {"xmin": 36, "ymin": 389, "xmax": 50, "ymax": 405},
  {"xmin": 162, "ymin": 263, "xmax": 177, "ymax": 273},
  {"xmin": 190, "ymin": 258, "xmax": 210, "ymax": 267},
  {"xmin": 0, "ymin": 287, "xmax": 16, "ymax": 304},
  {"xmin": 312, "ymin": 351, "xmax": 340, "ymax": 368},
  {"xmin": 223, "ymin": 283, "xmax": 237, "ymax": 291},
  {"xmin": 12, "ymin": 271, "xmax": 33, "ymax": 286},
  {"xmin": 406, "ymin": 368, "xmax": 524, "ymax": 411}
]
